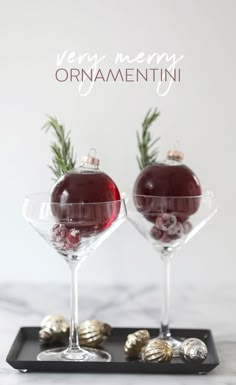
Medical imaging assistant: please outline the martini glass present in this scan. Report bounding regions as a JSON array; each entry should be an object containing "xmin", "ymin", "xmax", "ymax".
[
  {"xmin": 128, "ymin": 192, "xmax": 217, "ymax": 356},
  {"xmin": 23, "ymin": 192, "xmax": 127, "ymax": 362}
]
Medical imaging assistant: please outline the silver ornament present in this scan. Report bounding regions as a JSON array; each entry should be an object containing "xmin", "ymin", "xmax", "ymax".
[
  {"xmin": 39, "ymin": 314, "xmax": 69, "ymax": 344},
  {"xmin": 180, "ymin": 338, "xmax": 208, "ymax": 363}
]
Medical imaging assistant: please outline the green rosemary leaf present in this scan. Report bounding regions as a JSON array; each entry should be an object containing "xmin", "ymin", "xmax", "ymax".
[
  {"xmin": 43, "ymin": 116, "xmax": 76, "ymax": 179},
  {"xmin": 147, "ymin": 137, "xmax": 160, "ymax": 150},
  {"xmin": 136, "ymin": 108, "xmax": 160, "ymax": 170}
]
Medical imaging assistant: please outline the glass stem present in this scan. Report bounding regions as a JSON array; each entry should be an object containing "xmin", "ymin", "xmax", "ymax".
[
  {"xmin": 159, "ymin": 249, "xmax": 172, "ymax": 339},
  {"xmin": 68, "ymin": 261, "xmax": 80, "ymax": 351}
]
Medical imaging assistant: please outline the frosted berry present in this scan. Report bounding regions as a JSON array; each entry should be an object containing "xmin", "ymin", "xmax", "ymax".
[
  {"xmin": 167, "ymin": 221, "xmax": 184, "ymax": 238},
  {"xmin": 155, "ymin": 213, "xmax": 177, "ymax": 231},
  {"xmin": 183, "ymin": 221, "xmax": 192, "ymax": 234},
  {"xmin": 150, "ymin": 226, "xmax": 163, "ymax": 240},
  {"xmin": 67, "ymin": 229, "xmax": 81, "ymax": 246},
  {"xmin": 160, "ymin": 232, "xmax": 172, "ymax": 243},
  {"xmin": 52, "ymin": 224, "xmax": 67, "ymax": 242},
  {"xmin": 61, "ymin": 240, "xmax": 76, "ymax": 251}
]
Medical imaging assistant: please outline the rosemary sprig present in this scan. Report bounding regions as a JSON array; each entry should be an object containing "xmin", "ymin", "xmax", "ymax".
[
  {"xmin": 42, "ymin": 116, "xmax": 76, "ymax": 180},
  {"xmin": 136, "ymin": 108, "xmax": 160, "ymax": 170}
]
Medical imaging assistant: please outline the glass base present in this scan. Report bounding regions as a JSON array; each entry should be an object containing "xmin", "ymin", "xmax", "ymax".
[
  {"xmin": 37, "ymin": 346, "xmax": 112, "ymax": 362},
  {"xmin": 151, "ymin": 336, "xmax": 183, "ymax": 357}
]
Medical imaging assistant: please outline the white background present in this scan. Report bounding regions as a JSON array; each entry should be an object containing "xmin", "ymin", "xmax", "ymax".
[{"xmin": 0, "ymin": 0, "xmax": 235, "ymax": 286}]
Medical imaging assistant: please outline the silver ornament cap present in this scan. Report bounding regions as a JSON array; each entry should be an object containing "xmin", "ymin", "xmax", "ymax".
[
  {"xmin": 180, "ymin": 338, "xmax": 208, "ymax": 364},
  {"xmin": 80, "ymin": 148, "xmax": 100, "ymax": 168}
]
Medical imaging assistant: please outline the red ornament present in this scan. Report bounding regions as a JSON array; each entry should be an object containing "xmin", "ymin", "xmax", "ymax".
[
  {"xmin": 51, "ymin": 152, "xmax": 121, "ymax": 236},
  {"xmin": 134, "ymin": 150, "xmax": 202, "ymax": 222},
  {"xmin": 150, "ymin": 219, "xmax": 186, "ymax": 243}
]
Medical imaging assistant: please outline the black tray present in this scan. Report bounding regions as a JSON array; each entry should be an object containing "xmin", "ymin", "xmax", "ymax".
[{"xmin": 6, "ymin": 327, "xmax": 219, "ymax": 374}]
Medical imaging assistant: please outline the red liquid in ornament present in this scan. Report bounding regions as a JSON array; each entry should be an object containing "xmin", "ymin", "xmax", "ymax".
[
  {"xmin": 51, "ymin": 171, "xmax": 121, "ymax": 235},
  {"xmin": 133, "ymin": 163, "xmax": 201, "ymax": 222}
]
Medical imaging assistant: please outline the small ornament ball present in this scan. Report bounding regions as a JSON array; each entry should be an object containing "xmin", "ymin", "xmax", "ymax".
[
  {"xmin": 180, "ymin": 338, "xmax": 208, "ymax": 364},
  {"xmin": 79, "ymin": 320, "xmax": 111, "ymax": 348},
  {"xmin": 143, "ymin": 340, "xmax": 173, "ymax": 363},
  {"xmin": 124, "ymin": 329, "xmax": 150, "ymax": 358},
  {"xmin": 39, "ymin": 314, "xmax": 69, "ymax": 344}
]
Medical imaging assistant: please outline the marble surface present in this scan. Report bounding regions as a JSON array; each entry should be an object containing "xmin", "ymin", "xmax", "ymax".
[{"xmin": 0, "ymin": 282, "xmax": 235, "ymax": 384}]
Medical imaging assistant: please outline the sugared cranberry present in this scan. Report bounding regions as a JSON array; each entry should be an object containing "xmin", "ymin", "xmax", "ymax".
[
  {"xmin": 167, "ymin": 221, "xmax": 184, "ymax": 238},
  {"xmin": 150, "ymin": 226, "xmax": 163, "ymax": 240},
  {"xmin": 52, "ymin": 224, "xmax": 67, "ymax": 242},
  {"xmin": 183, "ymin": 221, "xmax": 192, "ymax": 234},
  {"xmin": 160, "ymin": 232, "xmax": 172, "ymax": 243},
  {"xmin": 60, "ymin": 241, "xmax": 75, "ymax": 251},
  {"xmin": 155, "ymin": 213, "xmax": 177, "ymax": 231}
]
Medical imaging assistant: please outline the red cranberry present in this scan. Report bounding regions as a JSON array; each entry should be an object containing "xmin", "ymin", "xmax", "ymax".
[
  {"xmin": 67, "ymin": 229, "xmax": 81, "ymax": 246},
  {"xmin": 150, "ymin": 226, "xmax": 163, "ymax": 240},
  {"xmin": 176, "ymin": 214, "xmax": 189, "ymax": 223},
  {"xmin": 160, "ymin": 232, "xmax": 172, "ymax": 243}
]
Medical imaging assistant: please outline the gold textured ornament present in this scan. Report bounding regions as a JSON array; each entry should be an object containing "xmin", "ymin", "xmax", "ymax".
[
  {"xmin": 124, "ymin": 329, "xmax": 150, "ymax": 358},
  {"xmin": 39, "ymin": 314, "xmax": 69, "ymax": 344},
  {"xmin": 143, "ymin": 340, "xmax": 173, "ymax": 363},
  {"xmin": 79, "ymin": 320, "xmax": 111, "ymax": 348}
]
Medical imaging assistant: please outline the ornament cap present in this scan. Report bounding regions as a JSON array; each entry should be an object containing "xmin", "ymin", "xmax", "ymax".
[
  {"xmin": 167, "ymin": 149, "xmax": 184, "ymax": 162},
  {"xmin": 80, "ymin": 148, "xmax": 100, "ymax": 168}
]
